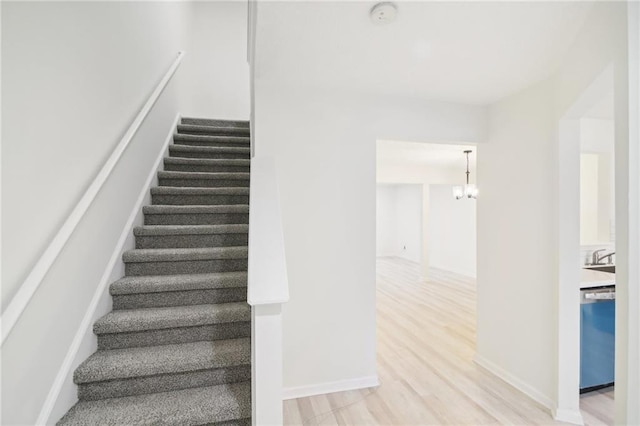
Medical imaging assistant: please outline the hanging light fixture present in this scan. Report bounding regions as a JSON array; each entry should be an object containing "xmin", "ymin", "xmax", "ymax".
[{"xmin": 453, "ymin": 150, "xmax": 478, "ymax": 200}]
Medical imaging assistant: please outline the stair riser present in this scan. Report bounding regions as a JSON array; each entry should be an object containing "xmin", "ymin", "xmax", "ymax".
[
  {"xmin": 125, "ymin": 259, "xmax": 248, "ymax": 276},
  {"xmin": 182, "ymin": 118, "xmax": 249, "ymax": 128},
  {"xmin": 173, "ymin": 142, "xmax": 250, "ymax": 149},
  {"xmin": 177, "ymin": 127, "xmax": 250, "ymax": 137},
  {"xmin": 97, "ymin": 321, "xmax": 251, "ymax": 350},
  {"xmin": 135, "ymin": 233, "xmax": 248, "ymax": 249},
  {"xmin": 151, "ymin": 194, "xmax": 249, "ymax": 206},
  {"xmin": 169, "ymin": 149, "xmax": 250, "ymax": 160},
  {"xmin": 158, "ymin": 178, "xmax": 250, "ymax": 188},
  {"xmin": 112, "ymin": 287, "xmax": 247, "ymax": 310},
  {"xmin": 215, "ymin": 419, "xmax": 251, "ymax": 426},
  {"xmin": 144, "ymin": 213, "xmax": 249, "ymax": 226},
  {"xmin": 78, "ymin": 365, "xmax": 250, "ymax": 401},
  {"xmin": 164, "ymin": 162, "xmax": 250, "ymax": 173},
  {"xmin": 173, "ymin": 140, "xmax": 250, "ymax": 148}
]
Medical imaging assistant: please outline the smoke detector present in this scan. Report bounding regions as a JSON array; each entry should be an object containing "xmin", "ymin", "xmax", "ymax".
[{"xmin": 370, "ymin": 2, "xmax": 397, "ymax": 25}]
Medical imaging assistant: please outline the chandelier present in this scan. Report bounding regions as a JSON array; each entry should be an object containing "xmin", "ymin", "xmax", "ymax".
[{"xmin": 453, "ymin": 150, "xmax": 478, "ymax": 200}]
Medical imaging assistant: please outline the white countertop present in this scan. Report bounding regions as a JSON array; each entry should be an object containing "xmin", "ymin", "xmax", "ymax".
[{"xmin": 580, "ymin": 268, "xmax": 616, "ymax": 289}]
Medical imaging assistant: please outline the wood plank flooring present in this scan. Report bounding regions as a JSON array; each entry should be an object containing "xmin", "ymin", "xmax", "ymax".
[{"xmin": 283, "ymin": 257, "xmax": 614, "ymax": 425}]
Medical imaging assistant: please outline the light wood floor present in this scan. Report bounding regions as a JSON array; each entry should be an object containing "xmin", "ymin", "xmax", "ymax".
[{"xmin": 283, "ymin": 257, "xmax": 614, "ymax": 425}]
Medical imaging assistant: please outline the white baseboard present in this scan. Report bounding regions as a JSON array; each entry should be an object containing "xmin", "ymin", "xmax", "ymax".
[
  {"xmin": 473, "ymin": 353, "xmax": 554, "ymax": 411},
  {"xmin": 553, "ymin": 407, "xmax": 585, "ymax": 425},
  {"xmin": 429, "ymin": 264, "xmax": 476, "ymax": 279},
  {"xmin": 282, "ymin": 375, "xmax": 380, "ymax": 400},
  {"xmin": 38, "ymin": 113, "xmax": 180, "ymax": 425}
]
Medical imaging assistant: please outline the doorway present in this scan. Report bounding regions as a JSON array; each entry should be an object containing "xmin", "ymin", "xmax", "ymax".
[
  {"xmin": 558, "ymin": 66, "xmax": 616, "ymax": 425},
  {"xmin": 376, "ymin": 140, "xmax": 478, "ymax": 280}
]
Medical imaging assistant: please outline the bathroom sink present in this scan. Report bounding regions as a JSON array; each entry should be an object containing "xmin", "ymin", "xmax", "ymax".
[{"xmin": 585, "ymin": 265, "xmax": 615, "ymax": 274}]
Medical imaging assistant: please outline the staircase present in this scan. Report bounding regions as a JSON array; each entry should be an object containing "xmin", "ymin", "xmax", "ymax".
[{"xmin": 58, "ymin": 118, "xmax": 252, "ymax": 425}]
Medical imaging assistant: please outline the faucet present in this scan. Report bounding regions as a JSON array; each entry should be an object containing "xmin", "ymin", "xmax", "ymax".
[{"xmin": 591, "ymin": 249, "xmax": 615, "ymax": 265}]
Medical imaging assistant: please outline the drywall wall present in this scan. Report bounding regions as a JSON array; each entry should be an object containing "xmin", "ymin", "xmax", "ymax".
[
  {"xmin": 376, "ymin": 185, "xmax": 398, "ymax": 257},
  {"xmin": 580, "ymin": 118, "xmax": 615, "ymax": 245},
  {"xmin": 394, "ymin": 185, "xmax": 423, "ymax": 262},
  {"xmin": 1, "ymin": 4, "xmax": 188, "ymax": 424},
  {"xmin": 1, "ymin": 2, "xmax": 187, "ymax": 313},
  {"xmin": 1, "ymin": 2, "xmax": 250, "ymax": 424},
  {"xmin": 179, "ymin": 1, "xmax": 250, "ymax": 120},
  {"xmin": 476, "ymin": 2, "xmax": 630, "ymax": 421},
  {"xmin": 252, "ymin": 83, "xmax": 486, "ymax": 395},
  {"xmin": 580, "ymin": 152, "xmax": 614, "ymax": 245},
  {"xmin": 477, "ymin": 77, "xmax": 558, "ymax": 409},
  {"xmin": 376, "ymin": 184, "xmax": 422, "ymax": 262},
  {"xmin": 580, "ymin": 153, "xmax": 601, "ymax": 244},
  {"xmin": 581, "ymin": 118, "xmax": 614, "ymax": 152},
  {"xmin": 428, "ymin": 185, "xmax": 477, "ymax": 277}
]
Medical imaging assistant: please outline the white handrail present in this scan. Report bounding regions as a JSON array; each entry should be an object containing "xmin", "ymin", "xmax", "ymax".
[{"xmin": 0, "ymin": 51, "xmax": 185, "ymax": 345}]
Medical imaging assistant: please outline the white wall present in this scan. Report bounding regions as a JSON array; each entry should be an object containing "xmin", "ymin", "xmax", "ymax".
[
  {"xmin": 476, "ymin": 2, "xmax": 630, "ymax": 421},
  {"xmin": 580, "ymin": 118, "xmax": 614, "ymax": 153},
  {"xmin": 376, "ymin": 184, "xmax": 422, "ymax": 262},
  {"xmin": 1, "ymin": 2, "xmax": 250, "ymax": 424},
  {"xmin": 376, "ymin": 185, "xmax": 398, "ymax": 257},
  {"xmin": 395, "ymin": 185, "xmax": 423, "ymax": 262},
  {"xmin": 1, "ymin": 2, "xmax": 188, "ymax": 312},
  {"xmin": 179, "ymin": 1, "xmax": 250, "ymax": 120},
  {"xmin": 477, "ymin": 75, "xmax": 561, "ymax": 414},
  {"xmin": 252, "ymin": 82, "xmax": 487, "ymax": 396},
  {"xmin": 428, "ymin": 185, "xmax": 477, "ymax": 277},
  {"xmin": 580, "ymin": 153, "xmax": 601, "ymax": 244},
  {"xmin": 580, "ymin": 118, "xmax": 615, "ymax": 245}
]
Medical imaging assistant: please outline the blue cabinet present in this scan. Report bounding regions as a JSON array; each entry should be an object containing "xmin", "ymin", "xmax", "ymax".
[{"xmin": 580, "ymin": 292, "xmax": 615, "ymax": 392}]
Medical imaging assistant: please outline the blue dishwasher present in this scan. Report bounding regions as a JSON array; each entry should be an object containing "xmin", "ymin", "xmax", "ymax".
[{"xmin": 580, "ymin": 286, "xmax": 615, "ymax": 393}]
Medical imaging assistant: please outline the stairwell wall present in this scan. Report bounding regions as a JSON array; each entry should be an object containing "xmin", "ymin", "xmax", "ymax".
[
  {"xmin": 1, "ymin": 2, "xmax": 250, "ymax": 424},
  {"xmin": 1, "ymin": 4, "xmax": 189, "ymax": 424},
  {"xmin": 178, "ymin": 1, "xmax": 250, "ymax": 120}
]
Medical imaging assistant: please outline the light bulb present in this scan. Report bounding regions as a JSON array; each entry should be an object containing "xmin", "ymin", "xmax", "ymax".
[{"xmin": 452, "ymin": 186, "xmax": 464, "ymax": 200}]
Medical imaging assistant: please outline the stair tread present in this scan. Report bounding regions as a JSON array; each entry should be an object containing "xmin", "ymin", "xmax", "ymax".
[
  {"xmin": 94, "ymin": 302, "xmax": 250, "ymax": 334},
  {"xmin": 110, "ymin": 272, "xmax": 248, "ymax": 295},
  {"xmin": 123, "ymin": 246, "xmax": 248, "ymax": 263},
  {"xmin": 134, "ymin": 224, "xmax": 248, "ymax": 236},
  {"xmin": 164, "ymin": 157, "xmax": 250, "ymax": 166},
  {"xmin": 58, "ymin": 381, "xmax": 251, "ymax": 425},
  {"xmin": 144, "ymin": 205, "xmax": 249, "ymax": 214},
  {"xmin": 174, "ymin": 132, "xmax": 249, "ymax": 142},
  {"xmin": 169, "ymin": 145, "xmax": 250, "ymax": 153},
  {"xmin": 158, "ymin": 171, "xmax": 250, "ymax": 180},
  {"xmin": 150, "ymin": 186, "xmax": 249, "ymax": 195},
  {"xmin": 75, "ymin": 338, "xmax": 250, "ymax": 383}
]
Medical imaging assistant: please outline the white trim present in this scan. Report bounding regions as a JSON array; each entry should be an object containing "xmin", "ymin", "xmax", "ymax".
[
  {"xmin": 553, "ymin": 407, "xmax": 585, "ymax": 426},
  {"xmin": 473, "ymin": 354, "xmax": 554, "ymax": 412},
  {"xmin": 282, "ymin": 375, "xmax": 380, "ymax": 401},
  {"xmin": 36, "ymin": 113, "xmax": 180, "ymax": 425},
  {"xmin": 0, "ymin": 51, "xmax": 185, "ymax": 345},
  {"xmin": 252, "ymin": 304, "xmax": 284, "ymax": 426}
]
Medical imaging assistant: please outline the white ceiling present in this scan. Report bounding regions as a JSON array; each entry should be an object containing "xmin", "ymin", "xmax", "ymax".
[
  {"xmin": 377, "ymin": 140, "xmax": 476, "ymax": 169},
  {"xmin": 255, "ymin": 1, "xmax": 593, "ymax": 105}
]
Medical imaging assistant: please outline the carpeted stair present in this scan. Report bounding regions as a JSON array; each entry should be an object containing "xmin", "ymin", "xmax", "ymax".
[{"xmin": 58, "ymin": 118, "xmax": 252, "ymax": 425}]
